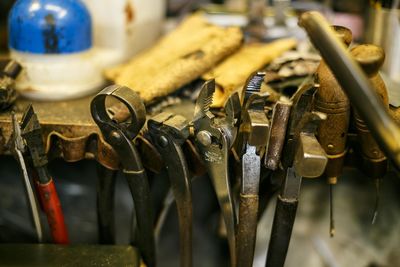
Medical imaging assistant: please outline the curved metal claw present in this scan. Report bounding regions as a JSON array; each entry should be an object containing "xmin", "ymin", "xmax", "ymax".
[{"xmin": 194, "ymin": 79, "xmax": 216, "ymax": 122}]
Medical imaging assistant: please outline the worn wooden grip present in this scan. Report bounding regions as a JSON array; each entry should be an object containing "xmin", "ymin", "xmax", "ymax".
[
  {"xmin": 236, "ymin": 194, "xmax": 259, "ymax": 267},
  {"xmin": 314, "ymin": 26, "xmax": 352, "ymax": 181}
]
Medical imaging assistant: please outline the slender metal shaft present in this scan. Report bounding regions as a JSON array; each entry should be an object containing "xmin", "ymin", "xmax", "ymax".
[
  {"xmin": 299, "ymin": 11, "xmax": 400, "ymax": 169},
  {"xmin": 372, "ymin": 178, "xmax": 381, "ymax": 225},
  {"xmin": 16, "ymin": 149, "xmax": 43, "ymax": 242},
  {"xmin": 329, "ymin": 184, "xmax": 335, "ymax": 237}
]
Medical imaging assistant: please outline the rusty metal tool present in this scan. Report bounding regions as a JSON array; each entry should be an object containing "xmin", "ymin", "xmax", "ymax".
[
  {"xmin": 192, "ymin": 79, "xmax": 240, "ymax": 267},
  {"xmin": 91, "ymin": 85, "xmax": 155, "ymax": 267},
  {"xmin": 20, "ymin": 105, "xmax": 69, "ymax": 244},
  {"xmin": 265, "ymin": 83, "xmax": 328, "ymax": 267},
  {"xmin": 313, "ymin": 25, "xmax": 352, "ymax": 237},
  {"xmin": 236, "ymin": 72, "xmax": 269, "ymax": 267},
  {"xmin": 350, "ymin": 44, "xmax": 389, "ymax": 224},
  {"xmin": 8, "ymin": 111, "xmax": 43, "ymax": 242},
  {"xmin": 148, "ymin": 112, "xmax": 192, "ymax": 267},
  {"xmin": 298, "ymin": 11, "xmax": 400, "ymax": 169},
  {"xmin": 0, "ymin": 60, "xmax": 21, "ymax": 110}
]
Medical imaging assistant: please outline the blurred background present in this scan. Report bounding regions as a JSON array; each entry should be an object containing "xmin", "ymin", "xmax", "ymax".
[{"xmin": 1, "ymin": 1, "xmax": 400, "ymax": 267}]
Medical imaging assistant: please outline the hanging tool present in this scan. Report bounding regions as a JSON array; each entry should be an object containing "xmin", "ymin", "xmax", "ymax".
[
  {"xmin": 96, "ymin": 164, "xmax": 117, "ymax": 244},
  {"xmin": 265, "ymin": 82, "xmax": 328, "ymax": 267},
  {"xmin": 192, "ymin": 79, "xmax": 240, "ymax": 267},
  {"xmin": 265, "ymin": 99, "xmax": 292, "ymax": 171},
  {"xmin": 148, "ymin": 112, "xmax": 193, "ymax": 267},
  {"xmin": 0, "ymin": 60, "xmax": 21, "ymax": 110},
  {"xmin": 298, "ymin": 11, "xmax": 400, "ymax": 169},
  {"xmin": 91, "ymin": 85, "xmax": 156, "ymax": 267},
  {"xmin": 236, "ymin": 72, "xmax": 269, "ymax": 267},
  {"xmin": 350, "ymin": 44, "xmax": 389, "ymax": 224},
  {"xmin": 20, "ymin": 105, "xmax": 69, "ymax": 244},
  {"xmin": 313, "ymin": 25, "xmax": 352, "ymax": 237},
  {"xmin": 8, "ymin": 112, "xmax": 43, "ymax": 242}
]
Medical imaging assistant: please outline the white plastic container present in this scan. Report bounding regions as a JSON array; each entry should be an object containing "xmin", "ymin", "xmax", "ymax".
[{"xmin": 83, "ymin": 0, "xmax": 166, "ymax": 67}]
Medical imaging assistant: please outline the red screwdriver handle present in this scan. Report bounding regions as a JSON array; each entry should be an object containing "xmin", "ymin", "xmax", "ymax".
[{"xmin": 36, "ymin": 179, "xmax": 69, "ymax": 244}]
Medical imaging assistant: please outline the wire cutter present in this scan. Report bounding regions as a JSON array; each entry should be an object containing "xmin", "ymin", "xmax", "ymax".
[
  {"xmin": 20, "ymin": 105, "xmax": 69, "ymax": 244},
  {"xmin": 91, "ymin": 85, "xmax": 156, "ymax": 267}
]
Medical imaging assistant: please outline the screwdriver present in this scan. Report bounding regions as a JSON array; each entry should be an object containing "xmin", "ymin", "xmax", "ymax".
[
  {"xmin": 314, "ymin": 25, "xmax": 352, "ymax": 237},
  {"xmin": 350, "ymin": 44, "xmax": 389, "ymax": 224}
]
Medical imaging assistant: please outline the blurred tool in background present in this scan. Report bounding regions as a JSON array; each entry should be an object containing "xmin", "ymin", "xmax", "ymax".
[
  {"xmin": 0, "ymin": 60, "xmax": 21, "ymax": 111},
  {"xmin": 350, "ymin": 44, "xmax": 389, "ymax": 224},
  {"xmin": 366, "ymin": 0, "xmax": 400, "ymax": 107},
  {"xmin": 314, "ymin": 25, "xmax": 352, "ymax": 237}
]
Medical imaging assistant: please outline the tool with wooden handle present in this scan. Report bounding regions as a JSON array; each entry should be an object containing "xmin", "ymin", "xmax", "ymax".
[
  {"xmin": 350, "ymin": 44, "xmax": 389, "ymax": 224},
  {"xmin": 313, "ymin": 25, "xmax": 352, "ymax": 237},
  {"xmin": 298, "ymin": 11, "xmax": 400, "ymax": 170},
  {"xmin": 236, "ymin": 72, "xmax": 269, "ymax": 267}
]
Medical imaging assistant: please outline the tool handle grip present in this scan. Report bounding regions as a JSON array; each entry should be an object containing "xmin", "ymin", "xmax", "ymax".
[
  {"xmin": 266, "ymin": 195, "xmax": 298, "ymax": 267},
  {"xmin": 237, "ymin": 194, "xmax": 259, "ymax": 267},
  {"xmin": 36, "ymin": 179, "xmax": 69, "ymax": 244}
]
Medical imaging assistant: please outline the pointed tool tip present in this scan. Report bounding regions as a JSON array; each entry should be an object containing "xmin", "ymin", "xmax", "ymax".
[
  {"xmin": 329, "ymin": 228, "xmax": 335, "ymax": 238},
  {"xmin": 371, "ymin": 212, "xmax": 378, "ymax": 225}
]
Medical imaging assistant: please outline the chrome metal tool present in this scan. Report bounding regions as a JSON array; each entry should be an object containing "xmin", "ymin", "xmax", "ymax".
[{"xmin": 192, "ymin": 79, "xmax": 240, "ymax": 267}]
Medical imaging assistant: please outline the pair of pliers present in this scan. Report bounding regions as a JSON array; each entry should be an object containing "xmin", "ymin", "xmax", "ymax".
[
  {"xmin": 192, "ymin": 79, "xmax": 241, "ymax": 266},
  {"xmin": 9, "ymin": 105, "xmax": 69, "ymax": 244},
  {"xmin": 236, "ymin": 72, "xmax": 270, "ymax": 267},
  {"xmin": 148, "ymin": 113, "xmax": 192, "ymax": 267},
  {"xmin": 91, "ymin": 85, "xmax": 155, "ymax": 267}
]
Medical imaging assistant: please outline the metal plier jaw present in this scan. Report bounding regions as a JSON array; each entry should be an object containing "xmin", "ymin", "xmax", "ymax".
[
  {"xmin": 91, "ymin": 85, "xmax": 156, "ymax": 267},
  {"xmin": 148, "ymin": 112, "xmax": 192, "ymax": 267},
  {"xmin": 238, "ymin": 71, "xmax": 270, "ymax": 192},
  {"xmin": 192, "ymin": 79, "xmax": 240, "ymax": 266}
]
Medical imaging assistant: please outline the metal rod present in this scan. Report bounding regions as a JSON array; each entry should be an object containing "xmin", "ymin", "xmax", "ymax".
[{"xmin": 298, "ymin": 11, "xmax": 400, "ymax": 169}]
